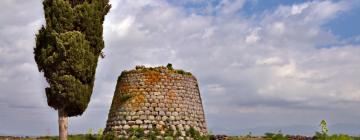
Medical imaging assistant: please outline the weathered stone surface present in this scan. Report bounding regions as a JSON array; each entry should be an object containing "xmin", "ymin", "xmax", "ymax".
[
  {"xmin": 104, "ymin": 66, "xmax": 207, "ymax": 137},
  {"xmin": 123, "ymin": 125, "xmax": 130, "ymax": 130}
]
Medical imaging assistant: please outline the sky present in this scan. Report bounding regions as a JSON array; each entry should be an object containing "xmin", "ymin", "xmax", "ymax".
[{"xmin": 0, "ymin": 0, "xmax": 360, "ymax": 136}]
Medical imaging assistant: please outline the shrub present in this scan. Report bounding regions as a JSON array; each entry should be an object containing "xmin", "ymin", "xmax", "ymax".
[
  {"xmin": 166, "ymin": 63, "xmax": 174, "ymax": 70},
  {"xmin": 264, "ymin": 132, "xmax": 287, "ymax": 140}
]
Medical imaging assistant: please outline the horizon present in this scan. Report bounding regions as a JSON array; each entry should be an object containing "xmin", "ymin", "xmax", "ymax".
[{"xmin": 0, "ymin": 0, "xmax": 360, "ymax": 136}]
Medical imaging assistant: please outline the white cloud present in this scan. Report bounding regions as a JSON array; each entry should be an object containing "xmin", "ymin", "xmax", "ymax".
[
  {"xmin": 271, "ymin": 22, "xmax": 285, "ymax": 35},
  {"xmin": 206, "ymin": 84, "xmax": 226, "ymax": 95},
  {"xmin": 108, "ymin": 16, "xmax": 135, "ymax": 38},
  {"xmin": 245, "ymin": 27, "xmax": 261, "ymax": 44},
  {"xmin": 275, "ymin": 60, "xmax": 297, "ymax": 77},
  {"xmin": 256, "ymin": 57, "xmax": 284, "ymax": 66},
  {"xmin": 201, "ymin": 27, "xmax": 215, "ymax": 39},
  {"xmin": 216, "ymin": 0, "xmax": 246, "ymax": 15},
  {"xmin": 291, "ymin": 3, "xmax": 309, "ymax": 15},
  {"xmin": 306, "ymin": 1, "xmax": 349, "ymax": 21}
]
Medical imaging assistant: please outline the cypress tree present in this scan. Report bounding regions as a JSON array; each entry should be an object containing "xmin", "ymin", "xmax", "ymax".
[{"xmin": 34, "ymin": 0, "xmax": 110, "ymax": 139}]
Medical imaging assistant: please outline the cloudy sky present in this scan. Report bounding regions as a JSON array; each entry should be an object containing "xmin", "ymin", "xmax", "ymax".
[{"xmin": 1, "ymin": 0, "xmax": 360, "ymax": 136}]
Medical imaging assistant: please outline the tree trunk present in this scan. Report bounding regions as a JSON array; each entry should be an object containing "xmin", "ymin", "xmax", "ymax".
[{"xmin": 58, "ymin": 109, "xmax": 68, "ymax": 140}]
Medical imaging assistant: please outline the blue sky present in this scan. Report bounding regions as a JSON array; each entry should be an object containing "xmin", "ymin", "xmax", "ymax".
[
  {"xmin": 0, "ymin": 0, "xmax": 360, "ymax": 136},
  {"xmin": 172, "ymin": 0, "xmax": 360, "ymax": 40},
  {"xmin": 324, "ymin": 5, "xmax": 360, "ymax": 40}
]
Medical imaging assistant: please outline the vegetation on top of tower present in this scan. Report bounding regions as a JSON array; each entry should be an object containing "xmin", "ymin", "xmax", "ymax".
[{"xmin": 121, "ymin": 63, "xmax": 193, "ymax": 77}]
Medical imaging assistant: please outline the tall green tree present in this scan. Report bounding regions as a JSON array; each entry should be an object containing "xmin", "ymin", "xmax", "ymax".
[{"xmin": 34, "ymin": 0, "xmax": 110, "ymax": 139}]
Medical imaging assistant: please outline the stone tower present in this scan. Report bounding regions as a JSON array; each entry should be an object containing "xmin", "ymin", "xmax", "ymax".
[{"xmin": 104, "ymin": 65, "xmax": 207, "ymax": 138}]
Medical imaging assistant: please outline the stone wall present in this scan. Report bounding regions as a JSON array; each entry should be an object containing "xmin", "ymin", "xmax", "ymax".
[{"xmin": 104, "ymin": 66, "xmax": 207, "ymax": 137}]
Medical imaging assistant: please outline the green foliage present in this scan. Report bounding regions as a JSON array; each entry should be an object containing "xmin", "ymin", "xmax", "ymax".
[
  {"xmin": 313, "ymin": 120, "xmax": 360, "ymax": 140},
  {"xmin": 164, "ymin": 136, "xmax": 174, "ymax": 140},
  {"xmin": 166, "ymin": 63, "xmax": 174, "ymax": 70},
  {"xmin": 188, "ymin": 127, "xmax": 201, "ymax": 138},
  {"xmin": 314, "ymin": 120, "xmax": 330, "ymax": 140},
  {"xmin": 97, "ymin": 128, "xmax": 104, "ymax": 137},
  {"xmin": 34, "ymin": 0, "xmax": 110, "ymax": 117},
  {"xmin": 128, "ymin": 128, "xmax": 146, "ymax": 138},
  {"xmin": 353, "ymin": 136, "xmax": 360, "ymax": 140},
  {"xmin": 175, "ymin": 69, "xmax": 186, "ymax": 74},
  {"xmin": 264, "ymin": 132, "xmax": 287, "ymax": 140},
  {"xmin": 186, "ymin": 127, "xmax": 209, "ymax": 140},
  {"xmin": 102, "ymin": 131, "xmax": 117, "ymax": 140},
  {"xmin": 148, "ymin": 127, "xmax": 161, "ymax": 140},
  {"xmin": 85, "ymin": 128, "xmax": 96, "ymax": 140},
  {"xmin": 129, "ymin": 65, "xmax": 193, "ymax": 76},
  {"xmin": 315, "ymin": 131, "xmax": 327, "ymax": 140},
  {"xmin": 320, "ymin": 120, "xmax": 329, "ymax": 135},
  {"xmin": 314, "ymin": 132, "xmax": 354, "ymax": 140},
  {"xmin": 118, "ymin": 93, "xmax": 133, "ymax": 106},
  {"xmin": 174, "ymin": 69, "xmax": 193, "ymax": 76}
]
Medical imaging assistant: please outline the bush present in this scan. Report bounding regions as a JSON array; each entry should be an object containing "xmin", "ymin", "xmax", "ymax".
[
  {"xmin": 264, "ymin": 132, "xmax": 287, "ymax": 140},
  {"xmin": 314, "ymin": 132, "xmax": 353, "ymax": 140},
  {"xmin": 166, "ymin": 63, "xmax": 174, "ymax": 70}
]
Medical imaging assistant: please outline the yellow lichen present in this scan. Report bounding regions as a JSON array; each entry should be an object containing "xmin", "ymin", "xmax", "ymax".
[
  {"xmin": 144, "ymin": 71, "xmax": 161, "ymax": 85},
  {"xmin": 129, "ymin": 93, "xmax": 145, "ymax": 109},
  {"xmin": 166, "ymin": 90, "xmax": 177, "ymax": 104}
]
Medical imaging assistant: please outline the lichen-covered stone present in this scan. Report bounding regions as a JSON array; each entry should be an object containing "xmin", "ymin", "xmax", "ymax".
[{"xmin": 104, "ymin": 66, "xmax": 207, "ymax": 137}]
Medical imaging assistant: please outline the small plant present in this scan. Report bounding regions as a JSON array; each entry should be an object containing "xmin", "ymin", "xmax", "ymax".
[
  {"xmin": 320, "ymin": 120, "xmax": 328, "ymax": 135},
  {"xmin": 148, "ymin": 128, "xmax": 161, "ymax": 140},
  {"xmin": 129, "ymin": 127, "xmax": 145, "ymax": 138},
  {"xmin": 186, "ymin": 127, "xmax": 209, "ymax": 140},
  {"xmin": 166, "ymin": 63, "xmax": 174, "ymax": 70},
  {"xmin": 314, "ymin": 120, "xmax": 329, "ymax": 140},
  {"xmin": 118, "ymin": 93, "xmax": 133, "ymax": 106},
  {"xmin": 189, "ymin": 127, "xmax": 200, "ymax": 138},
  {"xmin": 174, "ymin": 69, "xmax": 193, "ymax": 76},
  {"xmin": 119, "ymin": 93, "xmax": 133, "ymax": 103},
  {"xmin": 164, "ymin": 136, "xmax": 174, "ymax": 140},
  {"xmin": 103, "ymin": 130, "xmax": 117, "ymax": 140},
  {"xmin": 176, "ymin": 69, "xmax": 186, "ymax": 75},
  {"xmin": 164, "ymin": 127, "xmax": 175, "ymax": 137}
]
